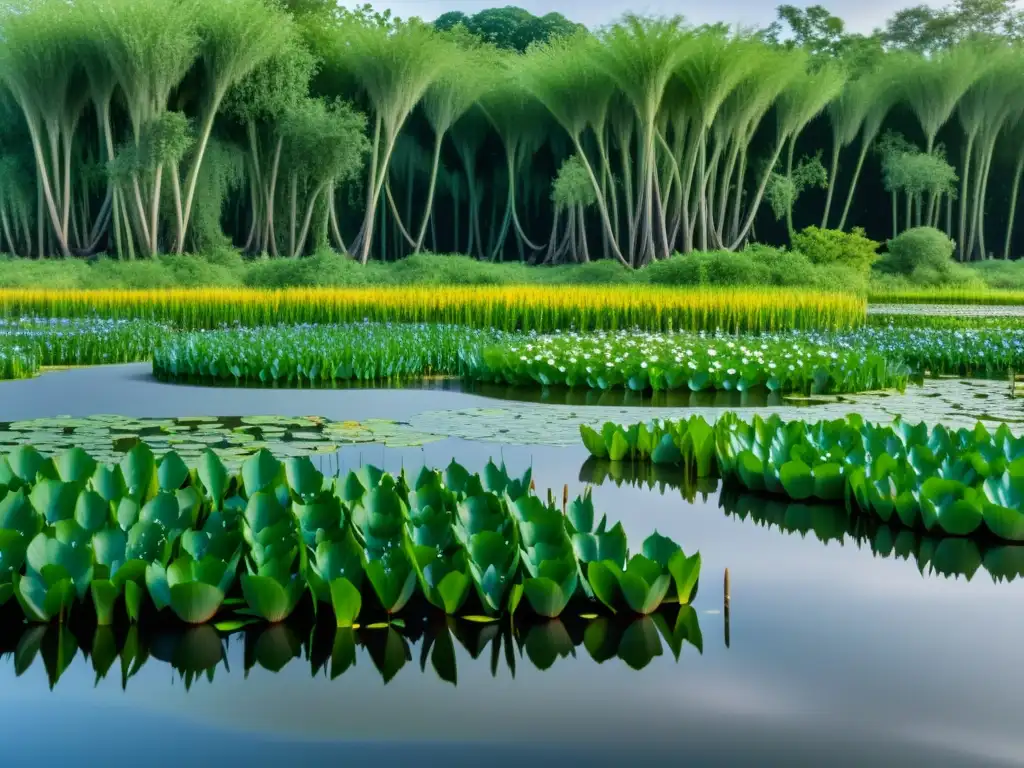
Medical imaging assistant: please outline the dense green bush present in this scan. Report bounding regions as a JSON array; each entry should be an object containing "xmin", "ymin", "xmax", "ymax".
[
  {"xmin": 881, "ymin": 227, "xmax": 955, "ymax": 276},
  {"xmin": 642, "ymin": 250, "xmax": 772, "ymax": 286},
  {"xmin": 792, "ymin": 226, "xmax": 879, "ymax": 273}
]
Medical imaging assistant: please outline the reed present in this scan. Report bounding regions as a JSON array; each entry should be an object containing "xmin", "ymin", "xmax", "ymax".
[{"xmin": 0, "ymin": 286, "xmax": 866, "ymax": 334}]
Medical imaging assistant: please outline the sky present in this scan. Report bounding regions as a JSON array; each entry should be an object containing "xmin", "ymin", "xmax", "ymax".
[{"xmin": 340, "ymin": 0, "xmax": 946, "ymax": 34}]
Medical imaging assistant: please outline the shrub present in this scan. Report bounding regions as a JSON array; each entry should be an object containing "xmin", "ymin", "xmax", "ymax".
[
  {"xmin": 743, "ymin": 244, "xmax": 815, "ymax": 285},
  {"xmin": 642, "ymin": 250, "xmax": 771, "ymax": 286},
  {"xmin": 791, "ymin": 226, "xmax": 879, "ymax": 273},
  {"xmin": 882, "ymin": 227, "xmax": 955, "ymax": 276}
]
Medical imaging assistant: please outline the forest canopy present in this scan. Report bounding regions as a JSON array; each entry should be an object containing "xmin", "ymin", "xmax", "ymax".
[{"xmin": 1, "ymin": 0, "xmax": 1023, "ymax": 266}]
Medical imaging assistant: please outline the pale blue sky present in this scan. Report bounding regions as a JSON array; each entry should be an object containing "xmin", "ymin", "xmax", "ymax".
[{"xmin": 341, "ymin": 0, "xmax": 946, "ymax": 33}]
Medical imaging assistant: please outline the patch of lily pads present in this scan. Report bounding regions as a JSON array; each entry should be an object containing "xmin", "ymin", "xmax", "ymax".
[{"xmin": 0, "ymin": 415, "xmax": 443, "ymax": 466}]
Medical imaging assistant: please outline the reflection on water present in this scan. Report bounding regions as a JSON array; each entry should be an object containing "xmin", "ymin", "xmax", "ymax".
[
  {"xmin": 464, "ymin": 381, "xmax": 830, "ymax": 408},
  {"xmin": 579, "ymin": 458, "xmax": 1024, "ymax": 584},
  {"xmin": 0, "ymin": 605, "xmax": 704, "ymax": 691}
]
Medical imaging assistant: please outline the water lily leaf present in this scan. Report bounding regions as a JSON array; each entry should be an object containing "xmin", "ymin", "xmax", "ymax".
[
  {"xmin": 780, "ymin": 460, "xmax": 814, "ymax": 500},
  {"xmin": 8, "ymin": 446, "xmax": 44, "ymax": 485}
]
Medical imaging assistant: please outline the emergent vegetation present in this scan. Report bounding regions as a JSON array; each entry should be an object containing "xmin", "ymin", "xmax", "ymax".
[
  {"xmin": 0, "ymin": 286, "xmax": 867, "ymax": 333},
  {"xmin": 0, "ymin": 445, "xmax": 701, "ymax": 625},
  {"xmin": 581, "ymin": 413, "xmax": 1024, "ymax": 541}
]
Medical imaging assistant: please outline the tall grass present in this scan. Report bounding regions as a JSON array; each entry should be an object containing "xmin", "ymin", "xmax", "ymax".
[
  {"xmin": 868, "ymin": 287, "xmax": 1024, "ymax": 305},
  {"xmin": 0, "ymin": 287, "xmax": 865, "ymax": 333}
]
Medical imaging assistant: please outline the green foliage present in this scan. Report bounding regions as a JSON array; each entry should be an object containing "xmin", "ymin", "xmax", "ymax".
[
  {"xmin": 467, "ymin": 329, "xmax": 907, "ymax": 395},
  {"xmin": 0, "ymin": 447, "xmax": 701, "ymax": 624},
  {"xmin": 152, "ymin": 323, "xmax": 499, "ymax": 385},
  {"xmin": 792, "ymin": 226, "xmax": 880, "ymax": 273},
  {"xmin": 583, "ymin": 412, "xmax": 1024, "ymax": 542},
  {"xmin": 882, "ymin": 227, "xmax": 956, "ymax": 278},
  {"xmin": 551, "ymin": 155, "xmax": 597, "ymax": 210},
  {"xmin": 764, "ymin": 154, "xmax": 828, "ymax": 222}
]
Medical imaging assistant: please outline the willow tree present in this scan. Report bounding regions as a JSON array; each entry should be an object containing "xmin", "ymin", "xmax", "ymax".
[
  {"xmin": 93, "ymin": 0, "xmax": 199, "ymax": 256},
  {"xmin": 414, "ymin": 43, "xmax": 493, "ymax": 255},
  {"xmin": 955, "ymin": 51, "xmax": 1024, "ymax": 260},
  {"xmin": 899, "ymin": 47, "xmax": 983, "ymax": 228},
  {"xmin": 672, "ymin": 35, "xmax": 760, "ymax": 252},
  {"xmin": 822, "ymin": 77, "xmax": 873, "ymax": 228},
  {"xmin": 333, "ymin": 21, "xmax": 450, "ymax": 263},
  {"xmin": 591, "ymin": 16, "xmax": 690, "ymax": 266},
  {"xmin": 1001, "ymin": 115, "xmax": 1024, "ymax": 259},
  {"xmin": 174, "ymin": 0, "xmax": 296, "ymax": 253},
  {"xmin": 480, "ymin": 68, "xmax": 553, "ymax": 261},
  {"xmin": 712, "ymin": 48, "xmax": 804, "ymax": 247},
  {"xmin": 519, "ymin": 32, "xmax": 628, "ymax": 265},
  {"xmin": 224, "ymin": 46, "xmax": 318, "ymax": 256},
  {"xmin": 730, "ymin": 55, "xmax": 841, "ymax": 249},
  {"xmin": 0, "ymin": 0, "xmax": 89, "ymax": 257},
  {"xmin": 277, "ymin": 98, "xmax": 368, "ymax": 258},
  {"xmin": 836, "ymin": 68, "xmax": 901, "ymax": 231},
  {"xmin": 546, "ymin": 154, "xmax": 597, "ymax": 263}
]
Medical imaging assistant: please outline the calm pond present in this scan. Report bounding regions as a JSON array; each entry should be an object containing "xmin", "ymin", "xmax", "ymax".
[{"xmin": 0, "ymin": 365, "xmax": 1021, "ymax": 767}]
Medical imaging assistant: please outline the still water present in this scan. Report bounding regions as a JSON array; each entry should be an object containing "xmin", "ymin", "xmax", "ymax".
[{"xmin": 0, "ymin": 366, "xmax": 1021, "ymax": 767}]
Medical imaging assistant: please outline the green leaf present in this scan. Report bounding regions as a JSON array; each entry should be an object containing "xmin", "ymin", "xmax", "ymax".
[
  {"xmin": 54, "ymin": 448, "xmax": 97, "ymax": 485},
  {"xmin": 668, "ymin": 551, "xmax": 701, "ymax": 604},
  {"xmin": 587, "ymin": 561, "xmax": 622, "ymax": 613},
  {"xmin": 75, "ymin": 490, "xmax": 110, "ymax": 533},
  {"xmin": 157, "ymin": 452, "xmax": 190, "ymax": 492},
  {"xmin": 198, "ymin": 450, "xmax": 229, "ymax": 508},
  {"xmin": 169, "ymin": 582, "xmax": 225, "ymax": 624},
  {"xmin": 579, "ymin": 425, "xmax": 608, "ymax": 460},
  {"xmin": 608, "ymin": 431, "xmax": 630, "ymax": 462},
  {"xmin": 91, "ymin": 579, "xmax": 119, "ymax": 626},
  {"xmin": 523, "ymin": 577, "xmax": 570, "ymax": 618},
  {"xmin": 328, "ymin": 577, "xmax": 362, "ymax": 627},
  {"xmin": 241, "ymin": 573, "xmax": 295, "ymax": 623},
  {"xmin": 780, "ymin": 460, "xmax": 814, "ymax": 500},
  {"xmin": 242, "ymin": 449, "xmax": 282, "ymax": 495}
]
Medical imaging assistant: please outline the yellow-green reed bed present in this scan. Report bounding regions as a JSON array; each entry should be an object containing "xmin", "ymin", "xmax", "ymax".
[
  {"xmin": 153, "ymin": 323, "xmax": 499, "ymax": 384},
  {"xmin": 868, "ymin": 288, "xmax": 1024, "ymax": 306},
  {"xmin": 0, "ymin": 286, "xmax": 866, "ymax": 334},
  {"xmin": 0, "ymin": 318, "xmax": 169, "ymax": 380}
]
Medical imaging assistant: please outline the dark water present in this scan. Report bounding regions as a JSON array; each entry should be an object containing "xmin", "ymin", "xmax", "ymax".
[{"xmin": 0, "ymin": 366, "xmax": 1022, "ymax": 767}]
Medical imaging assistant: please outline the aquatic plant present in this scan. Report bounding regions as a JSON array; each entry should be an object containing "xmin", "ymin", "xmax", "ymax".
[
  {"xmin": 0, "ymin": 286, "xmax": 867, "ymax": 334},
  {"xmin": 465, "ymin": 329, "xmax": 908, "ymax": 394},
  {"xmin": 581, "ymin": 413, "xmax": 1024, "ymax": 541},
  {"xmin": 152, "ymin": 322, "xmax": 499, "ymax": 385},
  {"xmin": 0, "ymin": 317, "xmax": 169, "ymax": 379},
  {"xmin": 0, "ymin": 445, "xmax": 701, "ymax": 625}
]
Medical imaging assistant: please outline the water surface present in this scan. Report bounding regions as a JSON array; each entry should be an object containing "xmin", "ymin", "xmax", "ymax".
[{"xmin": 0, "ymin": 366, "xmax": 1021, "ymax": 767}]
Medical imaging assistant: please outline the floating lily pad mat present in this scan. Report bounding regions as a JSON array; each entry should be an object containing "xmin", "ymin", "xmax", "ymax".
[
  {"xmin": 0, "ymin": 414, "xmax": 443, "ymax": 465},
  {"xmin": 0, "ymin": 379, "xmax": 1018, "ymax": 461},
  {"xmin": 409, "ymin": 377, "xmax": 1024, "ymax": 446}
]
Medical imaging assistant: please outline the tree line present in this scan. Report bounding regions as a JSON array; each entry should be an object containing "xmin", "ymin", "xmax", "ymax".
[{"xmin": 1, "ymin": 0, "xmax": 1023, "ymax": 266}]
